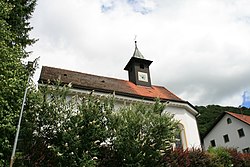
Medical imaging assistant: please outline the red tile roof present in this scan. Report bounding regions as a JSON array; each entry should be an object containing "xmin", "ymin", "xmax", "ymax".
[
  {"xmin": 227, "ymin": 112, "xmax": 250, "ymax": 125},
  {"xmin": 39, "ymin": 66, "xmax": 183, "ymax": 102}
]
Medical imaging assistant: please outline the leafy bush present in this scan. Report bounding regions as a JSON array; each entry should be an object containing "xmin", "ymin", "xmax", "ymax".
[
  {"xmin": 164, "ymin": 148, "xmax": 212, "ymax": 167},
  {"xmin": 10, "ymin": 82, "xmax": 250, "ymax": 167},
  {"xmin": 208, "ymin": 147, "xmax": 232, "ymax": 167},
  {"xmin": 241, "ymin": 153, "xmax": 250, "ymax": 167},
  {"xmin": 14, "ymin": 83, "xmax": 180, "ymax": 166},
  {"xmin": 16, "ymin": 83, "xmax": 114, "ymax": 166},
  {"xmin": 226, "ymin": 148, "xmax": 250, "ymax": 167},
  {"xmin": 188, "ymin": 148, "xmax": 212, "ymax": 167},
  {"xmin": 100, "ymin": 101, "xmax": 180, "ymax": 167},
  {"xmin": 164, "ymin": 148, "xmax": 191, "ymax": 167},
  {"xmin": 164, "ymin": 147, "xmax": 250, "ymax": 167}
]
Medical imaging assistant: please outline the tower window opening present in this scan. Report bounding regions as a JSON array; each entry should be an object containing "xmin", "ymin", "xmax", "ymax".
[{"xmin": 140, "ymin": 64, "xmax": 144, "ymax": 69}]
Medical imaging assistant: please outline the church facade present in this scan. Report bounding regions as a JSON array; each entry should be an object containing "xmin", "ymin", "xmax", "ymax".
[{"xmin": 38, "ymin": 42, "xmax": 201, "ymax": 149}]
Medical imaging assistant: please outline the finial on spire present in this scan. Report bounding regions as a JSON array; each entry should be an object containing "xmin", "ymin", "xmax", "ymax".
[
  {"xmin": 132, "ymin": 36, "xmax": 144, "ymax": 59},
  {"xmin": 134, "ymin": 36, "xmax": 138, "ymax": 48}
]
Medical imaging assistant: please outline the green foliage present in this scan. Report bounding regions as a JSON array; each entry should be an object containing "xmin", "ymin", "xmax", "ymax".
[
  {"xmin": 10, "ymin": 83, "xmax": 180, "ymax": 166},
  {"xmin": 15, "ymin": 83, "xmax": 114, "ymax": 166},
  {"xmin": 0, "ymin": 0, "xmax": 36, "ymax": 165},
  {"xmin": 3, "ymin": 79, "xmax": 250, "ymax": 166},
  {"xmin": 164, "ymin": 147, "xmax": 250, "ymax": 167},
  {"xmin": 2, "ymin": 0, "xmax": 37, "ymax": 48},
  {"xmin": 103, "ymin": 101, "xmax": 179, "ymax": 167},
  {"xmin": 208, "ymin": 147, "xmax": 232, "ymax": 167},
  {"xmin": 196, "ymin": 105, "xmax": 250, "ymax": 137},
  {"xmin": 0, "ymin": 0, "xmax": 35, "ymax": 165}
]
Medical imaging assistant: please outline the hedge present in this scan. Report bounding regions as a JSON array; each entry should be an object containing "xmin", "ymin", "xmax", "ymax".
[{"xmin": 164, "ymin": 147, "xmax": 250, "ymax": 167}]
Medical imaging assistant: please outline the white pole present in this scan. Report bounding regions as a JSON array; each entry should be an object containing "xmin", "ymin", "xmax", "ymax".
[{"xmin": 10, "ymin": 73, "xmax": 31, "ymax": 167}]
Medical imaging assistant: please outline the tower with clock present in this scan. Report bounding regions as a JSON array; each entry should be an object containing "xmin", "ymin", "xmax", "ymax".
[{"xmin": 124, "ymin": 41, "xmax": 153, "ymax": 87}]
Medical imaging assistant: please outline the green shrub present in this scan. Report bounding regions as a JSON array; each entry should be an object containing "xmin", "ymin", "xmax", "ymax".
[
  {"xmin": 14, "ymin": 83, "xmax": 180, "ymax": 166},
  {"xmin": 208, "ymin": 147, "xmax": 232, "ymax": 167},
  {"xmin": 10, "ymin": 82, "xmax": 250, "ymax": 167},
  {"xmin": 102, "ymin": 101, "xmax": 180, "ymax": 167}
]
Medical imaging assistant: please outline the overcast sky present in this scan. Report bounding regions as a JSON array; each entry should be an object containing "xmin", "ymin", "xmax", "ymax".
[{"xmin": 28, "ymin": 0, "xmax": 250, "ymax": 107}]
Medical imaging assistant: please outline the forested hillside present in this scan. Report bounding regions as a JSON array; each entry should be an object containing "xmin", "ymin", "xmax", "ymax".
[{"xmin": 196, "ymin": 105, "xmax": 250, "ymax": 138}]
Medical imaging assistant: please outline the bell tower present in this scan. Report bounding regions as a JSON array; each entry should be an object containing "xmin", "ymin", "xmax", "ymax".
[{"xmin": 124, "ymin": 41, "xmax": 153, "ymax": 87}]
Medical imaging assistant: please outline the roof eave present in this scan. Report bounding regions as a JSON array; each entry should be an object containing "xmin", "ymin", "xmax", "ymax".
[
  {"xmin": 124, "ymin": 57, "xmax": 153, "ymax": 71},
  {"xmin": 226, "ymin": 112, "xmax": 250, "ymax": 126}
]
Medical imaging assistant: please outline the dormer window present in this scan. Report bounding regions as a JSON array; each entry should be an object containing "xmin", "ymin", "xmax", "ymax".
[{"xmin": 227, "ymin": 118, "xmax": 232, "ymax": 124}]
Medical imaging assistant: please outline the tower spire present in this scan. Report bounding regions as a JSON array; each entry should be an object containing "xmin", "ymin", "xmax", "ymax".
[
  {"xmin": 133, "ymin": 41, "xmax": 144, "ymax": 59},
  {"xmin": 124, "ymin": 41, "xmax": 153, "ymax": 87}
]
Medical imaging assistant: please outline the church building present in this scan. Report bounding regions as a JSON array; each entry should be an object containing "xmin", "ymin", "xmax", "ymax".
[{"xmin": 38, "ymin": 42, "xmax": 201, "ymax": 149}]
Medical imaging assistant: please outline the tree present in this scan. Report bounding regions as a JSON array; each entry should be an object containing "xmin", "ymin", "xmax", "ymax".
[
  {"xmin": 0, "ymin": 0, "xmax": 36, "ymax": 166},
  {"xmin": 0, "ymin": 1, "xmax": 27, "ymax": 166},
  {"xmin": 3, "ymin": 0, "xmax": 36, "ymax": 48}
]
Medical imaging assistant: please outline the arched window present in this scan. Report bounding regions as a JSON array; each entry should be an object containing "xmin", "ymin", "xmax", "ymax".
[
  {"xmin": 227, "ymin": 118, "xmax": 232, "ymax": 124},
  {"xmin": 175, "ymin": 124, "xmax": 187, "ymax": 149}
]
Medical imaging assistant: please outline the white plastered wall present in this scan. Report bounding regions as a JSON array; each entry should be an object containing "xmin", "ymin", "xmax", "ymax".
[{"xmin": 164, "ymin": 105, "xmax": 201, "ymax": 149}]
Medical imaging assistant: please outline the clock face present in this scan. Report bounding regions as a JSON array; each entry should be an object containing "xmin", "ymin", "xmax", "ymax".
[{"xmin": 138, "ymin": 71, "xmax": 148, "ymax": 82}]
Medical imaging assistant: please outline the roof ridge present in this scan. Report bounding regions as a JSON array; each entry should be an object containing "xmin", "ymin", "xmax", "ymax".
[{"xmin": 42, "ymin": 66, "xmax": 130, "ymax": 82}]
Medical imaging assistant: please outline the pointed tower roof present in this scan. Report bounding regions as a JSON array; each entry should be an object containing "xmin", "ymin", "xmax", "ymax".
[
  {"xmin": 124, "ymin": 41, "xmax": 152, "ymax": 71},
  {"xmin": 133, "ymin": 41, "xmax": 144, "ymax": 59}
]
